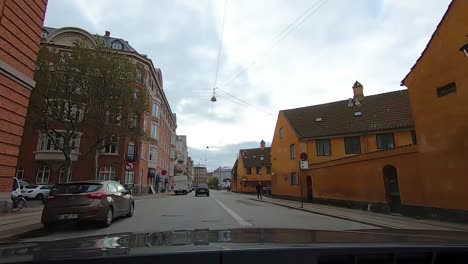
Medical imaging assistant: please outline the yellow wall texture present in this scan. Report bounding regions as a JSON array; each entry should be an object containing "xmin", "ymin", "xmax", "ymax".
[{"xmin": 403, "ymin": 0, "xmax": 468, "ymax": 211}]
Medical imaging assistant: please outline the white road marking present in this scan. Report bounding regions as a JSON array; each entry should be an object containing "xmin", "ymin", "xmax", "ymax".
[{"xmin": 211, "ymin": 194, "xmax": 253, "ymax": 227}]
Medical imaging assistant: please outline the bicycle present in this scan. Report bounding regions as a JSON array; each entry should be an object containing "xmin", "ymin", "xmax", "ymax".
[{"xmin": 11, "ymin": 195, "xmax": 27, "ymax": 212}]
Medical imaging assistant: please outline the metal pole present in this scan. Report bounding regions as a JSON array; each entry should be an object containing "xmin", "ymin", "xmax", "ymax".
[{"xmin": 299, "ymin": 161, "xmax": 303, "ymax": 208}]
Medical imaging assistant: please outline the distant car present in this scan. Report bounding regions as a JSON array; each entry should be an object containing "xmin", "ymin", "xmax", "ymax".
[
  {"xmin": 22, "ymin": 185, "xmax": 52, "ymax": 200},
  {"xmin": 42, "ymin": 181, "xmax": 134, "ymax": 228},
  {"xmin": 195, "ymin": 185, "xmax": 209, "ymax": 197}
]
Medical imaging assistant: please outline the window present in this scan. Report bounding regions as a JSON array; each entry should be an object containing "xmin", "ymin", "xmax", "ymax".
[
  {"xmin": 377, "ymin": 133, "xmax": 395, "ymax": 150},
  {"xmin": 141, "ymin": 142, "xmax": 146, "ymax": 159},
  {"xmin": 112, "ymin": 41, "xmax": 123, "ymax": 50},
  {"xmin": 266, "ymin": 166, "xmax": 272, "ymax": 174},
  {"xmin": 151, "ymin": 123, "xmax": 158, "ymax": 139},
  {"xmin": 64, "ymin": 103, "xmax": 84, "ymax": 122},
  {"xmin": 290, "ymin": 144, "xmax": 296, "ymax": 159},
  {"xmin": 344, "ymin": 136, "xmax": 361, "ymax": 154},
  {"xmin": 103, "ymin": 136, "xmax": 118, "ymax": 154},
  {"xmin": 136, "ymin": 68, "xmax": 144, "ymax": 83},
  {"xmin": 36, "ymin": 165, "xmax": 50, "ymax": 184},
  {"xmin": 16, "ymin": 167, "xmax": 24, "ymax": 180},
  {"xmin": 256, "ymin": 167, "xmax": 261, "ymax": 175},
  {"xmin": 152, "ymin": 101, "xmax": 159, "ymax": 117},
  {"xmin": 59, "ymin": 167, "xmax": 72, "ymax": 183},
  {"xmin": 98, "ymin": 166, "xmax": 116, "ymax": 180},
  {"xmin": 106, "ymin": 110, "xmax": 121, "ymax": 126},
  {"xmin": 125, "ymin": 171, "xmax": 135, "ymax": 185},
  {"xmin": 316, "ymin": 139, "xmax": 331, "ymax": 156},
  {"xmin": 127, "ymin": 141, "xmax": 136, "ymax": 160},
  {"xmin": 132, "ymin": 89, "xmax": 140, "ymax": 103},
  {"xmin": 437, "ymin": 82, "xmax": 456, "ymax": 97},
  {"xmin": 246, "ymin": 167, "xmax": 251, "ymax": 175},
  {"xmin": 107, "ymin": 182, "xmax": 118, "ymax": 192},
  {"xmin": 143, "ymin": 115, "xmax": 148, "ymax": 131},
  {"xmin": 290, "ymin": 172, "xmax": 299, "ymax": 185},
  {"xmin": 279, "ymin": 128, "xmax": 284, "ymax": 139},
  {"xmin": 128, "ymin": 113, "xmax": 138, "ymax": 128},
  {"xmin": 149, "ymin": 146, "xmax": 157, "ymax": 162}
]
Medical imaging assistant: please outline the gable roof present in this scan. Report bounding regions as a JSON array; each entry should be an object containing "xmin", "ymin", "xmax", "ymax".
[
  {"xmin": 239, "ymin": 147, "xmax": 271, "ymax": 168},
  {"xmin": 282, "ymin": 89, "xmax": 413, "ymax": 139},
  {"xmin": 401, "ymin": 0, "xmax": 454, "ymax": 85}
]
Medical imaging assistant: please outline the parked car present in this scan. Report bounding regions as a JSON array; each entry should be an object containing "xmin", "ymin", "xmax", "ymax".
[
  {"xmin": 195, "ymin": 185, "xmax": 209, "ymax": 197},
  {"xmin": 42, "ymin": 181, "xmax": 134, "ymax": 228},
  {"xmin": 22, "ymin": 185, "xmax": 52, "ymax": 200}
]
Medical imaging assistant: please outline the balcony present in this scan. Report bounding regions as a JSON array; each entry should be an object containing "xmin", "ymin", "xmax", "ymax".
[{"xmin": 35, "ymin": 151, "xmax": 80, "ymax": 161}]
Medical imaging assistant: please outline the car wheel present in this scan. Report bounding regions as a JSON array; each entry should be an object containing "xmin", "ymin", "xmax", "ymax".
[
  {"xmin": 126, "ymin": 202, "xmax": 135, "ymax": 217},
  {"xmin": 35, "ymin": 193, "xmax": 44, "ymax": 200},
  {"xmin": 207, "ymin": 193, "xmax": 210, "ymax": 196},
  {"xmin": 101, "ymin": 207, "xmax": 113, "ymax": 227}
]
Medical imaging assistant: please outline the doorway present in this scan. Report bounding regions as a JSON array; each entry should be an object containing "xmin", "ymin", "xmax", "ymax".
[
  {"xmin": 383, "ymin": 165, "xmax": 401, "ymax": 213},
  {"xmin": 306, "ymin": 176, "xmax": 313, "ymax": 201}
]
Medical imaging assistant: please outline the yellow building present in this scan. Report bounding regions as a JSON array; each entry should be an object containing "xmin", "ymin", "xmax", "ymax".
[
  {"xmin": 270, "ymin": 84, "xmax": 415, "ymax": 201},
  {"xmin": 235, "ymin": 140, "xmax": 272, "ymax": 193}
]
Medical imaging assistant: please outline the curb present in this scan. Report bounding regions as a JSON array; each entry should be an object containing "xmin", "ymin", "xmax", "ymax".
[
  {"xmin": 249, "ymin": 198, "xmax": 393, "ymax": 229},
  {"xmin": 0, "ymin": 223, "xmax": 43, "ymax": 241}
]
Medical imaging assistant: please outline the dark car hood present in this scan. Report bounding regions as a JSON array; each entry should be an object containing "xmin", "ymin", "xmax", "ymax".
[{"xmin": 1, "ymin": 228, "xmax": 468, "ymax": 263}]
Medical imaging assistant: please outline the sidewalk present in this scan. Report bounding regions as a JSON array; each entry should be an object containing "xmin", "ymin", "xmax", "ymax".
[{"xmin": 246, "ymin": 194, "xmax": 468, "ymax": 231}]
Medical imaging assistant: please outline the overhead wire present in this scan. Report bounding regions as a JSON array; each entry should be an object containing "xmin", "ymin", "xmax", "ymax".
[{"xmin": 213, "ymin": 0, "xmax": 229, "ymax": 93}]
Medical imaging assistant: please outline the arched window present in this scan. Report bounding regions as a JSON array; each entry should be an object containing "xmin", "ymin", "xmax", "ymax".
[
  {"xmin": 98, "ymin": 166, "xmax": 116, "ymax": 180},
  {"xmin": 127, "ymin": 141, "xmax": 136, "ymax": 160},
  {"xmin": 36, "ymin": 165, "xmax": 50, "ymax": 184},
  {"xmin": 59, "ymin": 167, "xmax": 72, "ymax": 183},
  {"xmin": 16, "ymin": 166, "xmax": 24, "ymax": 180}
]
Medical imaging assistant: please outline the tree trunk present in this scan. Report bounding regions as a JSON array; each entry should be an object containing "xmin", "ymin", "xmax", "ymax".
[{"xmin": 93, "ymin": 148, "xmax": 99, "ymax": 180}]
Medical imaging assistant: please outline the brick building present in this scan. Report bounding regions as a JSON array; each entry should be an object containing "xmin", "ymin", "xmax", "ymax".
[
  {"xmin": 18, "ymin": 26, "xmax": 177, "ymax": 194},
  {"xmin": 0, "ymin": 0, "xmax": 48, "ymax": 192}
]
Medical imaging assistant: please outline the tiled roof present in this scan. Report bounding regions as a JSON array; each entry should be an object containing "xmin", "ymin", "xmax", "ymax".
[
  {"xmin": 240, "ymin": 147, "xmax": 271, "ymax": 168},
  {"xmin": 282, "ymin": 89, "xmax": 413, "ymax": 139}
]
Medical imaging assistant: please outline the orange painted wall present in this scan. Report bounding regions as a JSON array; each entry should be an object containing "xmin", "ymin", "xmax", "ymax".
[
  {"xmin": 403, "ymin": 0, "xmax": 468, "ymax": 211},
  {"xmin": 235, "ymin": 152, "xmax": 271, "ymax": 193},
  {"xmin": 270, "ymin": 112, "xmax": 302, "ymax": 197}
]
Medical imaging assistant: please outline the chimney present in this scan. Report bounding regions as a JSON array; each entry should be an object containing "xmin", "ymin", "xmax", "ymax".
[
  {"xmin": 352, "ymin": 81, "xmax": 364, "ymax": 101},
  {"xmin": 260, "ymin": 140, "xmax": 265, "ymax": 150},
  {"xmin": 104, "ymin": 31, "xmax": 110, "ymax": 37}
]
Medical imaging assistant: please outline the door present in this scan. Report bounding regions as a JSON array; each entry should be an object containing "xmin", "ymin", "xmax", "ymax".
[
  {"xmin": 115, "ymin": 182, "xmax": 132, "ymax": 212},
  {"xmin": 107, "ymin": 182, "xmax": 124, "ymax": 216},
  {"xmin": 383, "ymin": 165, "xmax": 401, "ymax": 213},
  {"xmin": 306, "ymin": 176, "xmax": 313, "ymax": 201}
]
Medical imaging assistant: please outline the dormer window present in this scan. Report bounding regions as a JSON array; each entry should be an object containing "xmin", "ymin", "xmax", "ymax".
[{"xmin": 112, "ymin": 41, "xmax": 123, "ymax": 50}]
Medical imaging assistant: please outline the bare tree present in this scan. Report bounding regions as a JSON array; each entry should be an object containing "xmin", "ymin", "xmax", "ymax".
[{"xmin": 29, "ymin": 41, "xmax": 147, "ymax": 183}]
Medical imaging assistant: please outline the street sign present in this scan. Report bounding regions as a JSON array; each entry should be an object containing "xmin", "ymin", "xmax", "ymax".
[
  {"xmin": 300, "ymin": 152, "xmax": 308, "ymax": 161},
  {"xmin": 125, "ymin": 162, "xmax": 134, "ymax": 172},
  {"xmin": 161, "ymin": 170, "xmax": 167, "ymax": 176},
  {"xmin": 300, "ymin": 160, "xmax": 309, "ymax": 169}
]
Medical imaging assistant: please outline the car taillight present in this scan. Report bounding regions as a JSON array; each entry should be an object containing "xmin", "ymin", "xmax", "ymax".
[{"xmin": 86, "ymin": 192, "xmax": 106, "ymax": 199}]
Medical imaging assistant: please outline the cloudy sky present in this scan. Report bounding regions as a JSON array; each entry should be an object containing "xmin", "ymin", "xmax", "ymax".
[{"xmin": 44, "ymin": 0, "xmax": 450, "ymax": 171}]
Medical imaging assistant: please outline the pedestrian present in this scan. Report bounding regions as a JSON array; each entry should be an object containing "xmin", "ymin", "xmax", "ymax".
[{"xmin": 256, "ymin": 181, "xmax": 263, "ymax": 200}]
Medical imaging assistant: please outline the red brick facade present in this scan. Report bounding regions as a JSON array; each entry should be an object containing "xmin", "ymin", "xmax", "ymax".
[{"xmin": 0, "ymin": 0, "xmax": 48, "ymax": 191}]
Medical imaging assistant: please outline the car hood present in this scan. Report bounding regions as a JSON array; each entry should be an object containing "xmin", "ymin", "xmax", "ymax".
[{"xmin": 1, "ymin": 228, "xmax": 468, "ymax": 263}]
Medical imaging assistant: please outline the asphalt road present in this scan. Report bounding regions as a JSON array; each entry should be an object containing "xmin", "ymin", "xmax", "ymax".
[{"xmin": 22, "ymin": 190, "xmax": 376, "ymax": 241}]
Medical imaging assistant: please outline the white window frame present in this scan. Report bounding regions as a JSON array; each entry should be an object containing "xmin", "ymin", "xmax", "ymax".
[
  {"xmin": 143, "ymin": 115, "xmax": 148, "ymax": 131},
  {"xmin": 127, "ymin": 141, "xmax": 136, "ymax": 160},
  {"xmin": 152, "ymin": 101, "xmax": 159, "ymax": 117},
  {"xmin": 149, "ymin": 145, "xmax": 157, "ymax": 162},
  {"xmin": 16, "ymin": 167, "xmax": 24, "ymax": 180},
  {"xmin": 36, "ymin": 165, "xmax": 50, "ymax": 184},
  {"xmin": 151, "ymin": 122, "xmax": 158, "ymax": 139},
  {"xmin": 59, "ymin": 167, "xmax": 72, "ymax": 183},
  {"xmin": 103, "ymin": 136, "xmax": 119, "ymax": 155},
  {"xmin": 98, "ymin": 166, "xmax": 116, "ymax": 180},
  {"xmin": 141, "ymin": 142, "xmax": 146, "ymax": 159},
  {"xmin": 125, "ymin": 171, "xmax": 134, "ymax": 184},
  {"xmin": 112, "ymin": 41, "xmax": 123, "ymax": 50},
  {"xmin": 37, "ymin": 132, "xmax": 81, "ymax": 153}
]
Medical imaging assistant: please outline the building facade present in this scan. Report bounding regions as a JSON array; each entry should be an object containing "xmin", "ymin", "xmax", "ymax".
[
  {"xmin": 270, "ymin": 84, "xmax": 415, "ymax": 203},
  {"xmin": 174, "ymin": 135, "xmax": 188, "ymax": 176},
  {"xmin": 0, "ymin": 0, "xmax": 48, "ymax": 192},
  {"xmin": 211, "ymin": 166, "xmax": 232, "ymax": 188},
  {"xmin": 235, "ymin": 140, "xmax": 272, "ymax": 193},
  {"xmin": 18, "ymin": 27, "xmax": 177, "ymax": 194},
  {"xmin": 193, "ymin": 165, "xmax": 208, "ymax": 186}
]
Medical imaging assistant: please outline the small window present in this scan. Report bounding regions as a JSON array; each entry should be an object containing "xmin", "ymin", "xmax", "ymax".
[
  {"xmin": 125, "ymin": 171, "xmax": 135, "ymax": 185},
  {"xmin": 279, "ymin": 128, "xmax": 284, "ymax": 139},
  {"xmin": 103, "ymin": 136, "xmax": 118, "ymax": 154},
  {"xmin": 98, "ymin": 166, "xmax": 116, "ymax": 180},
  {"xmin": 36, "ymin": 165, "xmax": 50, "ymax": 184},
  {"xmin": 141, "ymin": 142, "xmax": 146, "ymax": 159},
  {"xmin": 151, "ymin": 123, "xmax": 158, "ymax": 139},
  {"xmin": 246, "ymin": 167, "xmax": 251, "ymax": 175},
  {"xmin": 290, "ymin": 144, "xmax": 296, "ymax": 159},
  {"xmin": 127, "ymin": 141, "xmax": 136, "ymax": 160},
  {"xmin": 376, "ymin": 133, "xmax": 395, "ymax": 150},
  {"xmin": 136, "ymin": 68, "xmax": 144, "ymax": 83},
  {"xmin": 152, "ymin": 101, "xmax": 159, "ymax": 117},
  {"xmin": 437, "ymin": 82, "xmax": 456, "ymax": 97},
  {"xmin": 316, "ymin": 139, "xmax": 331, "ymax": 156},
  {"xmin": 59, "ymin": 167, "xmax": 72, "ymax": 183},
  {"xmin": 290, "ymin": 172, "xmax": 299, "ymax": 185},
  {"xmin": 315, "ymin": 117, "xmax": 322, "ymax": 122},
  {"xmin": 354, "ymin": 111, "xmax": 362, "ymax": 117},
  {"xmin": 266, "ymin": 166, "xmax": 272, "ymax": 174},
  {"xmin": 112, "ymin": 42, "xmax": 123, "ymax": 50},
  {"xmin": 344, "ymin": 136, "xmax": 361, "ymax": 154},
  {"xmin": 256, "ymin": 167, "xmax": 261, "ymax": 174}
]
